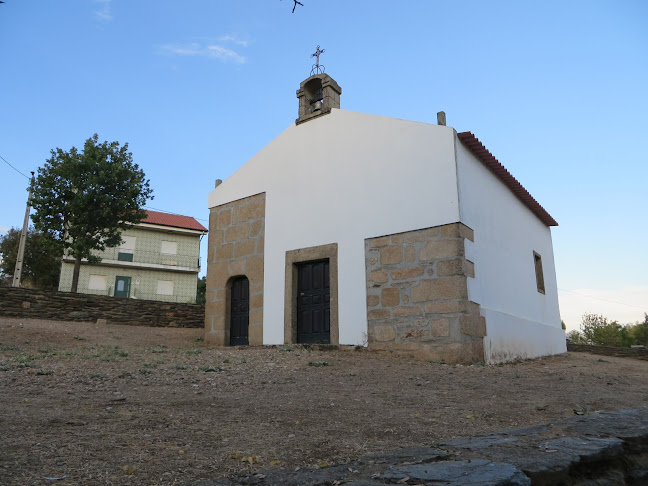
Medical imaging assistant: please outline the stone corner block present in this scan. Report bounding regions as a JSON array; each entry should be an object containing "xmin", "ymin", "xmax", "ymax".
[
  {"xmin": 463, "ymin": 259, "xmax": 475, "ymax": 278},
  {"xmin": 368, "ymin": 236, "xmax": 390, "ymax": 248},
  {"xmin": 370, "ymin": 324, "xmax": 396, "ymax": 343},
  {"xmin": 248, "ymin": 324, "xmax": 263, "ymax": 345},
  {"xmin": 204, "ymin": 330, "xmax": 226, "ymax": 347},
  {"xmin": 459, "ymin": 314, "xmax": 487, "ymax": 338},
  {"xmin": 412, "ymin": 277, "xmax": 468, "ymax": 302},
  {"xmin": 459, "ymin": 223, "xmax": 475, "ymax": 242},
  {"xmin": 419, "ymin": 240, "xmax": 464, "ymax": 261}
]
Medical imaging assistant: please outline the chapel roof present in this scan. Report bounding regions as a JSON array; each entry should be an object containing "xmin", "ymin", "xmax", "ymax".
[{"xmin": 457, "ymin": 132, "xmax": 558, "ymax": 227}]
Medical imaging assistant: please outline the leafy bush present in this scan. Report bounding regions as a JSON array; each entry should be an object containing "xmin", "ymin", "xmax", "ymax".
[{"xmin": 571, "ymin": 313, "xmax": 648, "ymax": 347}]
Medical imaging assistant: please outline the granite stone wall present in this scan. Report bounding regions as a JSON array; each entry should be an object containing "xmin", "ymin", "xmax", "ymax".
[
  {"xmin": 205, "ymin": 193, "xmax": 265, "ymax": 345},
  {"xmin": 365, "ymin": 223, "xmax": 485, "ymax": 364},
  {"xmin": 0, "ymin": 286, "xmax": 204, "ymax": 327}
]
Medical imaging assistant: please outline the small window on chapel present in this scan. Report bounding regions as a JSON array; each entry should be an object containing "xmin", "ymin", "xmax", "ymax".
[{"xmin": 533, "ymin": 251, "xmax": 545, "ymax": 294}]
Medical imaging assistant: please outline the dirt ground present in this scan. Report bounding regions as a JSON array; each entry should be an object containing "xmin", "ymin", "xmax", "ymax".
[{"xmin": 1, "ymin": 318, "xmax": 647, "ymax": 486}]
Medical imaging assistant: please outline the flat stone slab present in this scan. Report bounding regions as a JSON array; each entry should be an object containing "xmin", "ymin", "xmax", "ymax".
[
  {"xmin": 442, "ymin": 435, "xmax": 519, "ymax": 449},
  {"xmin": 384, "ymin": 460, "xmax": 531, "ymax": 485},
  {"xmin": 540, "ymin": 436, "xmax": 624, "ymax": 459},
  {"xmin": 343, "ymin": 482, "xmax": 385, "ymax": 486},
  {"xmin": 187, "ymin": 407, "xmax": 648, "ymax": 486},
  {"xmin": 362, "ymin": 446, "xmax": 450, "ymax": 464},
  {"xmin": 560, "ymin": 408, "xmax": 648, "ymax": 442},
  {"xmin": 236, "ymin": 464, "xmax": 352, "ymax": 485}
]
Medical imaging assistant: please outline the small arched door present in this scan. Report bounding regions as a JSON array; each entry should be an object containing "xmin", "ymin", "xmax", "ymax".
[{"xmin": 230, "ymin": 277, "xmax": 249, "ymax": 346}]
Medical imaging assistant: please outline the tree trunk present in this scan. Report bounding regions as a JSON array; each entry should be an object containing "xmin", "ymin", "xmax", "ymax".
[{"xmin": 71, "ymin": 255, "xmax": 82, "ymax": 293}]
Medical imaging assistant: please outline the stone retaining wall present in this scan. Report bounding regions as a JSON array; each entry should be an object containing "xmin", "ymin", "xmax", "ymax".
[
  {"xmin": 0, "ymin": 286, "xmax": 204, "ymax": 327},
  {"xmin": 568, "ymin": 342, "xmax": 648, "ymax": 361},
  {"xmin": 205, "ymin": 193, "xmax": 265, "ymax": 345},
  {"xmin": 365, "ymin": 223, "xmax": 485, "ymax": 364}
]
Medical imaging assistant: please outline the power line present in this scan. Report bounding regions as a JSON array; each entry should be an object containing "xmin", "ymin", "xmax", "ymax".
[
  {"xmin": 0, "ymin": 154, "xmax": 30, "ymax": 179},
  {"xmin": 558, "ymin": 288, "xmax": 646, "ymax": 310}
]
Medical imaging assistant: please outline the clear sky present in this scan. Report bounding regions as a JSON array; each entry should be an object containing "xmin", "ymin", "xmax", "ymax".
[{"xmin": 1, "ymin": 1, "xmax": 646, "ymax": 330}]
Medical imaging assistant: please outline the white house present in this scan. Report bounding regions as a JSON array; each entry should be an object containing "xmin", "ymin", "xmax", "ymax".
[
  {"xmin": 60, "ymin": 210, "xmax": 207, "ymax": 303},
  {"xmin": 204, "ymin": 72, "xmax": 566, "ymax": 363}
]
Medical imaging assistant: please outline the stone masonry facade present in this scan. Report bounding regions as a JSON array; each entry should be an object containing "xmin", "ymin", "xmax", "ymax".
[
  {"xmin": 205, "ymin": 193, "xmax": 265, "ymax": 346},
  {"xmin": 365, "ymin": 223, "xmax": 486, "ymax": 364}
]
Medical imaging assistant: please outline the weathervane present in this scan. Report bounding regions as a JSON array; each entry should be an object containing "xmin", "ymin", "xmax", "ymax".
[{"xmin": 310, "ymin": 45, "xmax": 325, "ymax": 75}]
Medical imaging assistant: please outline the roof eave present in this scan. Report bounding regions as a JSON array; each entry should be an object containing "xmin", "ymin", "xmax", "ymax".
[
  {"xmin": 137, "ymin": 222, "xmax": 208, "ymax": 235},
  {"xmin": 457, "ymin": 132, "xmax": 558, "ymax": 227}
]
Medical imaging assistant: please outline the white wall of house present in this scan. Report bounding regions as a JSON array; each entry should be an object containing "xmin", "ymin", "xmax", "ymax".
[
  {"xmin": 59, "ymin": 262, "xmax": 199, "ymax": 302},
  {"xmin": 209, "ymin": 109, "xmax": 461, "ymax": 345},
  {"xmin": 455, "ymin": 137, "xmax": 566, "ymax": 363},
  {"xmin": 58, "ymin": 225, "xmax": 203, "ymax": 303}
]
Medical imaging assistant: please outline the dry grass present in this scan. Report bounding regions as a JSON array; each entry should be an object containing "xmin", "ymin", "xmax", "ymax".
[{"xmin": 1, "ymin": 317, "xmax": 647, "ymax": 485}]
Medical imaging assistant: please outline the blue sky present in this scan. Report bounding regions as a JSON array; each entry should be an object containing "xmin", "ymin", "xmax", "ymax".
[{"xmin": 1, "ymin": 1, "xmax": 646, "ymax": 330}]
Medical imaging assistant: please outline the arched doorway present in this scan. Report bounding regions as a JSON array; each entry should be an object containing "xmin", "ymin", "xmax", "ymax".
[{"xmin": 230, "ymin": 276, "xmax": 249, "ymax": 346}]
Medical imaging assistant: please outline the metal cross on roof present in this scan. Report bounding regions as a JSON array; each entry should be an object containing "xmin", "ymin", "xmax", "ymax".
[{"xmin": 310, "ymin": 45, "xmax": 325, "ymax": 75}]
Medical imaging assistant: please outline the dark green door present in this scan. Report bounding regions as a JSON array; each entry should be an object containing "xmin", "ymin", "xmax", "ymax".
[
  {"xmin": 230, "ymin": 277, "xmax": 249, "ymax": 346},
  {"xmin": 114, "ymin": 276, "xmax": 131, "ymax": 298},
  {"xmin": 297, "ymin": 260, "xmax": 330, "ymax": 344}
]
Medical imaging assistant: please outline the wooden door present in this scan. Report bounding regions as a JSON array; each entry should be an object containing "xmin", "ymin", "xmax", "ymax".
[
  {"xmin": 114, "ymin": 276, "xmax": 131, "ymax": 298},
  {"xmin": 230, "ymin": 277, "xmax": 249, "ymax": 346},
  {"xmin": 297, "ymin": 260, "xmax": 330, "ymax": 344}
]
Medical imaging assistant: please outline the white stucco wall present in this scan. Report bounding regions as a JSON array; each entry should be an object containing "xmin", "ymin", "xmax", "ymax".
[
  {"xmin": 209, "ymin": 109, "xmax": 460, "ymax": 345},
  {"xmin": 455, "ymin": 137, "xmax": 566, "ymax": 363}
]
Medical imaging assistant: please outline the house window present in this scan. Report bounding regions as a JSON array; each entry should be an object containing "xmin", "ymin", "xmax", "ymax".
[
  {"xmin": 88, "ymin": 274, "xmax": 107, "ymax": 291},
  {"xmin": 160, "ymin": 240, "xmax": 178, "ymax": 255},
  {"xmin": 156, "ymin": 280, "xmax": 174, "ymax": 296},
  {"xmin": 533, "ymin": 251, "xmax": 545, "ymax": 294},
  {"xmin": 118, "ymin": 236, "xmax": 136, "ymax": 262}
]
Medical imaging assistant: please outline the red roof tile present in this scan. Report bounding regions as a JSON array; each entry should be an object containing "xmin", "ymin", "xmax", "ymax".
[
  {"xmin": 457, "ymin": 132, "xmax": 558, "ymax": 227},
  {"xmin": 142, "ymin": 210, "xmax": 208, "ymax": 232}
]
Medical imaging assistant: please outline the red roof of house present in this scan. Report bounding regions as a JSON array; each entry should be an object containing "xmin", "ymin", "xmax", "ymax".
[
  {"xmin": 457, "ymin": 132, "xmax": 558, "ymax": 227},
  {"xmin": 142, "ymin": 210, "xmax": 208, "ymax": 232}
]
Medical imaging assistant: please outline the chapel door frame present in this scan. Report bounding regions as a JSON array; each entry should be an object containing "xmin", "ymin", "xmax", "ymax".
[{"xmin": 284, "ymin": 243, "xmax": 338, "ymax": 345}]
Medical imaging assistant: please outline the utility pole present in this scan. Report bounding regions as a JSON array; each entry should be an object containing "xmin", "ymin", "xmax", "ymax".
[{"xmin": 12, "ymin": 171, "xmax": 35, "ymax": 287}]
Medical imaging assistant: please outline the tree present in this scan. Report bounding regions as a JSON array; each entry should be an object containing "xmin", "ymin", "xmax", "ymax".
[
  {"xmin": 569, "ymin": 313, "xmax": 648, "ymax": 347},
  {"xmin": 0, "ymin": 227, "xmax": 62, "ymax": 290},
  {"xmin": 630, "ymin": 313, "xmax": 648, "ymax": 346},
  {"xmin": 580, "ymin": 313, "xmax": 623, "ymax": 346},
  {"xmin": 196, "ymin": 275, "xmax": 206, "ymax": 305},
  {"xmin": 566, "ymin": 329, "xmax": 586, "ymax": 343},
  {"xmin": 31, "ymin": 134, "xmax": 153, "ymax": 293}
]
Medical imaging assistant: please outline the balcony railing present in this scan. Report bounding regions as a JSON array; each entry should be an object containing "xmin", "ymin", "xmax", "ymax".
[{"xmin": 93, "ymin": 247, "xmax": 200, "ymax": 270}]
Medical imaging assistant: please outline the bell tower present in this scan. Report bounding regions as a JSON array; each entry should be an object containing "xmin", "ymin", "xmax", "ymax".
[{"xmin": 296, "ymin": 46, "xmax": 342, "ymax": 125}]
